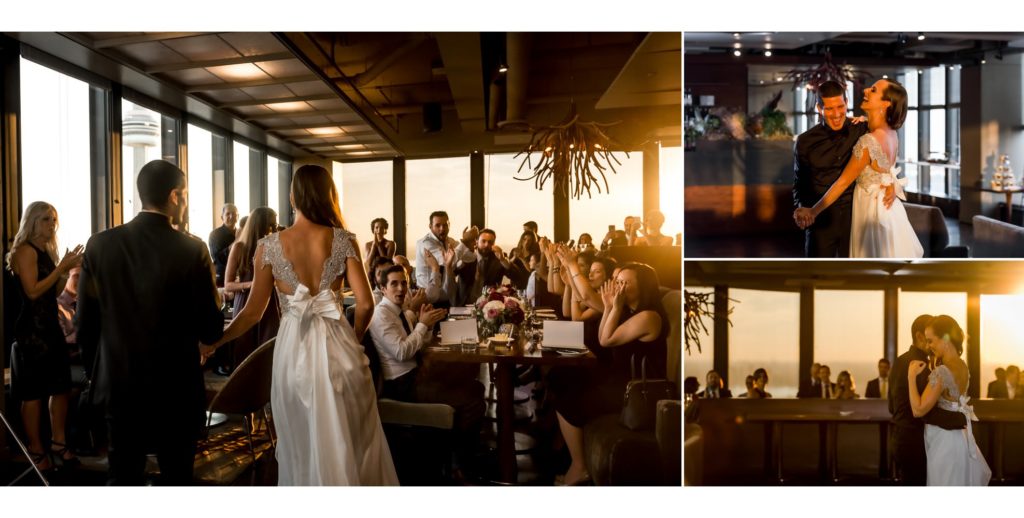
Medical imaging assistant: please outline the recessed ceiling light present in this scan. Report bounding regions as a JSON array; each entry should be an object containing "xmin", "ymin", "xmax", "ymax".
[
  {"xmin": 918, "ymin": 32, "xmax": 926, "ymax": 41},
  {"xmin": 733, "ymin": 49, "xmax": 742, "ymax": 57},
  {"xmin": 307, "ymin": 126, "xmax": 344, "ymax": 136},
  {"xmin": 764, "ymin": 50, "xmax": 772, "ymax": 57}
]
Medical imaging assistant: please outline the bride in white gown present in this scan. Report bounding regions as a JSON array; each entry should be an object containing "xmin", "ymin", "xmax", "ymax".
[
  {"xmin": 908, "ymin": 315, "xmax": 990, "ymax": 486},
  {"xmin": 203, "ymin": 165, "xmax": 398, "ymax": 485},
  {"xmin": 795, "ymin": 79, "xmax": 924, "ymax": 258}
]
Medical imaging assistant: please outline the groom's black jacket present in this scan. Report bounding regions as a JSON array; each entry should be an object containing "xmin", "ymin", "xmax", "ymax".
[
  {"xmin": 889, "ymin": 345, "xmax": 967, "ymax": 430},
  {"xmin": 793, "ymin": 119, "xmax": 867, "ymax": 209}
]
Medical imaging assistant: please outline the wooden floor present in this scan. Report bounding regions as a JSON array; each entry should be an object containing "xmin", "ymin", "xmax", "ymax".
[{"xmin": 2, "ymin": 366, "xmax": 570, "ymax": 486}]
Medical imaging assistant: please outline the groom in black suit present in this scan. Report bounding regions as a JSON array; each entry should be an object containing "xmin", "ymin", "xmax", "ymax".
[
  {"xmin": 77, "ymin": 160, "xmax": 224, "ymax": 485},
  {"xmin": 889, "ymin": 314, "xmax": 967, "ymax": 485}
]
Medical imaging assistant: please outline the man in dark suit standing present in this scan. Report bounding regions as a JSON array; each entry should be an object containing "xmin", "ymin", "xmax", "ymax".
[
  {"xmin": 797, "ymin": 362, "xmax": 822, "ymax": 398},
  {"xmin": 988, "ymin": 365, "xmax": 1021, "ymax": 399},
  {"xmin": 889, "ymin": 314, "xmax": 967, "ymax": 485},
  {"xmin": 208, "ymin": 203, "xmax": 237, "ymax": 287},
  {"xmin": 816, "ymin": 364, "xmax": 837, "ymax": 399},
  {"xmin": 456, "ymin": 228, "xmax": 512, "ymax": 305},
  {"xmin": 865, "ymin": 358, "xmax": 891, "ymax": 398},
  {"xmin": 987, "ymin": 368, "xmax": 1006, "ymax": 398},
  {"xmin": 77, "ymin": 160, "xmax": 224, "ymax": 485},
  {"xmin": 696, "ymin": 370, "xmax": 732, "ymax": 399}
]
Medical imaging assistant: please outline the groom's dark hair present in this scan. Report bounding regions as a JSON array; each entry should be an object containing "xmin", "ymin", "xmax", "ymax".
[
  {"xmin": 911, "ymin": 314, "xmax": 934, "ymax": 346},
  {"xmin": 816, "ymin": 81, "xmax": 846, "ymax": 105}
]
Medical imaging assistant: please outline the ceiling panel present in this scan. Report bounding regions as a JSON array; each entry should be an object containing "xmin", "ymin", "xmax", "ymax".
[
  {"xmin": 265, "ymin": 100, "xmax": 314, "ymax": 113},
  {"xmin": 256, "ymin": 58, "xmax": 313, "ymax": 78},
  {"xmin": 288, "ymin": 115, "xmax": 331, "ymax": 125},
  {"xmin": 115, "ymin": 41, "xmax": 186, "ymax": 67},
  {"xmin": 284, "ymin": 80, "xmax": 332, "ymax": 96},
  {"xmin": 251, "ymin": 117, "xmax": 293, "ymax": 127},
  {"xmin": 272, "ymin": 129, "xmax": 310, "ymax": 137},
  {"xmin": 293, "ymin": 137, "xmax": 327, "ymax": 145},
  {"xmin": 307, "ymin": 98, "xmax": 348, "ymax": 111},
  {"xmin": 200, "ymin": 88, "xmax": 253, "ymax": 104},
  {"xmin": 219, "ymin": 32, "xmax": 288, "ymax": 56},
  {"xmin": 162, "ymin": 34, "xmax": 240, "ymax": 61},
  {"xmin": 325, "ymin": 112, "xmax": 365, "ymax": 124},
  {"xmin": 156, "ymin": 68, "xmax": 224, "ymax": 86},
  {"xmin": 206, "ymin": 63, "xmax": 270, "ymax": 82},
  {"xmin": 230, "ymin": 104, "xmax": 275, "ymax": 116},
  {"xmin": 239, "ymin": 84, "xmax": 294, "ymax": 99}
]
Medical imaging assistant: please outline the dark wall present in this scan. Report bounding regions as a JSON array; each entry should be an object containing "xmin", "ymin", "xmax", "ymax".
[{"xmin": 684, "ymin": 58, "xmax": 748, "ymax": 113}]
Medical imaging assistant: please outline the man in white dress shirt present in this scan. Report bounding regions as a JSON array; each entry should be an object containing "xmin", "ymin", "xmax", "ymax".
[
  {"xmin": 368, "ymin": 265, "xmax": 485, "ymax": 474},
  {"xmin": 415, "ymin": 211, "xmax": 474, "ymax": 307}
]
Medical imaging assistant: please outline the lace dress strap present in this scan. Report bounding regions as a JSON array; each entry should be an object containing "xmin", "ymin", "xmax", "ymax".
[
  {"xmin": 853, "ymin": 134, "xmax": 890, "ymax": 170},
  {"xmin": 260, "ymin": 232, "xmax": 300, "ymax": 293},
  {"xmin": 318, "ymin": 228, "xmax": 357, "ymax": 292}
]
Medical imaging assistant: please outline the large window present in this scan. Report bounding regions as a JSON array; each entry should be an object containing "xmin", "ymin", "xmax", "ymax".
[
  {"xmin": 728, "ymin": 289, "xmax": 800, "ymax": 397},
  {"xmin": 19, "ymin": 57, "xmax": 93, "ymax": 251},
  {"xmin": 121, "ymin": 100, "xmax": 163, "ymax": 221},
  {"xmin": 683, "ymin": 287, "xmax": 715, "ymax": 387},
  {"xmin": 233, "ymin": 140, "xmax": 251, "ymax": 217},
  {"xmin": 485, "ymin": 153, "xmax": 555, "ymax": 249},
  {"xmin": 900, "ymin": 66, "xmax": 960, "ymax": 198},
  {"xmin": 568, "ymin": 152, "xmax": 643, "ymax": 244},
  {"xmin": 188, "ymin": 124, "xmax": 215, "ymax": 242},
  {"xmin": 980, "ymin": 294, "xmax": 1024, "ymax": 394},
  {"xmin": 659, "ymin": 145, "xmax": 682, "ymax": 241},
  {"xmin": 814, "ymin": 290, "xmax": 884, "ymax": 397},
  {"xmin": 335, "ymin": 160, "xmax": 394, "ymax": 251},
  {"xmin": 267, "ymin": 155, "xmax": 281, "ymax": 218},
  {"xmin": 405, "ymin": 157, "xmax": 471, "ymax": 261}
]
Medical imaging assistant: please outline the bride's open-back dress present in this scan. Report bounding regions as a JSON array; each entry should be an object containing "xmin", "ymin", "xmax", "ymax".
[
  {"xmin": 925, "ymin": 365, "xmax": 991, "ymax": 486},
  {"xmin": 849, "ymin": 133, "xmax": 924, "ymax": 258},
  {"xmin": 260, "ymin": 227, "xmax": 398, "ymax": 485}
]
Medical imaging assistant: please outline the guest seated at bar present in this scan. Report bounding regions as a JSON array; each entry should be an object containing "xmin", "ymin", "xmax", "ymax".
[
  {"xmin": 817, "ymin": 364, "xmax": 838, "ymax": 399},
  {"xmin": 865, "ymin": 358, "xmax": 890, "ymax": 399},
  {"xmin": 989, "ymin": 364, "xmax": 1022, "ymax": 399},
  {"xmin": 738, "ymin": 375, "xmax": 756, "ymax": 398},
  {"xmin": 550, "ymin": 262, "xmax": 668, "ymax": 486},
  {"xmin": 414, "ymin": 211, "xmax": 467, "ymax": 307},
  {"xmin": 222, "ymin": 207, "xmax": 281, "ymax": 373},
  {"xmin": 835, "ymin": 370, "xmax": 859, "ymax": 399},
  {"xmin": 363, "ymin": 217, "xmax": 397, "ymax": 273},
  {"xmin": 696, "ymin": 370, "xmax": 731, "ymax": 399},
  {"xmin": 987, "ymin": 367, "xmax": 1006, "ymax": 398},
  {"xmin": 368, "ymin": 265, "xmax": 484, "ymax": 475},
  {"xmin": 634, "ymin": 210, "xmax": 674, "ymax": 247},
  {"xmin": 797, "ymin": 362, "xmax": 823, "ymax": 398},
  {"xmin": 752, "ymin": 367, "xmax": 772, "ymax": 398}
]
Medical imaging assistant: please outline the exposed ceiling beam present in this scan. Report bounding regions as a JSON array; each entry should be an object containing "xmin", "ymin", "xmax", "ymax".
[
  {"xmin": 185, "ymin": 74, "xmax": 320, "ymax": 92},
  {"xmin": 145, "ymin": 52, "xmax": 295, "ymax": 74},
  {"xmin": 218, "ymin": 93, "xmax": 336, "ymax": 108},
  {"xmin": 91, "ymin": 32, "xmax": 208, "ymax": 49},
  {"xmin": 353, "ymin": 34, "xmax": 429, "ymax": 87},
  {"xmin": 434, "ymin": 33, "xmax": 486, "ymax": 133},
  {"xmin": 244, "ymin": 108, "xmax": 361, "ymax": 121}
]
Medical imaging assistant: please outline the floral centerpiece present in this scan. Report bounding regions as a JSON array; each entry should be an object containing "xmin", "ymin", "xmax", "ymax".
[{"xmin": 474, "ymin": 284, "xmax": 526, "ymax": 339}]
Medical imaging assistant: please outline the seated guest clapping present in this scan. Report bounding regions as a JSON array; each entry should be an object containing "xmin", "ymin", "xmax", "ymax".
[
  {"xmin": 552, "ymin": 262, "xmax": 668, "ymax": 486},
  {"xmin": 835, "ymin": 370, "xmax": 859, "ymax": 399},
  {"xmin": 370, "ymin": 256, "xmax": 395, "ymax": 304},
  {"xmin": 368, "ymin": 265, "xmax": 485, "ymax": 475},
  {"xmin": 392, "ymin": 255, "xmax": 416, "ymax": 289},
  {"xmin": 697, "ymin": 370, "xmax": 731, "ymax": 399}
]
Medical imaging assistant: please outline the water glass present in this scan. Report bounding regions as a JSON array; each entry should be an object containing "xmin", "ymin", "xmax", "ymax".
[{"xmin": 460, "ymin": 337, "xmax": 478, "ymax": 354}]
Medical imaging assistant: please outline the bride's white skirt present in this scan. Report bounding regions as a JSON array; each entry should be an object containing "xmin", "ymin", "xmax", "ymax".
[
  {"xmin": 850, "ymin": 186, "xmax": 924, "ymax": 258},
  {"xmin": 271, "ymin": 305, "xmax": 398, "ymax": 486},
  {"xmin": 925, "ymin": 424, "xmax": 991, "ymax": 486}
]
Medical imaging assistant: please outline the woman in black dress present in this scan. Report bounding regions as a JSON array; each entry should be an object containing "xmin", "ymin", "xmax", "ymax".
[
  {"xmin": 555, "ymin": 262, "xmax": 668, "ymax": 485},
  {"xmin": 223, "ymin": 208, "xmax": 281, "ymax": 371},
  {"xmin": 7, "ymin": 201, "xmax": 84, "ymax": 470}
]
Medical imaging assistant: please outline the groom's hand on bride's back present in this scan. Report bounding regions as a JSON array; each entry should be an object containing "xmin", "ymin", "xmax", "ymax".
[{"xmin": 883, "ymin": 185, "xmax": 896, "ymax": 209}]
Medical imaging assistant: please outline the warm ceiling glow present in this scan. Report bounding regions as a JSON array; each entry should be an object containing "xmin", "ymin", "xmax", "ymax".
[
  {"xmin": 307, "ymin": 126, "xmax": 345, "ymax": 136},
  {"xmin": 334, "ymin": 144, "xmax": 366, "ymax": 150},
  {"xmin": 266, "ymin": 101, "xmax": 312, "ymax": 112},
  {"xmin": 206, "ymin": 63, "xmax": 267, "ymax": 81},
  {"xmin": 346, "ymin": 151, "xmax": 373, "ymax": 156}
]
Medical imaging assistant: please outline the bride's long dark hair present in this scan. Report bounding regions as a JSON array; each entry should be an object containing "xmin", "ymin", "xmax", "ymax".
[
  {"xmin": 291, "ymin": 165, "xmax": 346, "ymax": 229},
  {"xmin": 929, "ymin": 314, "xmax": 965, "ymax": 357},
  {"xmin": 882, "ymin": 80, "xmax": 909, "ymax": 130}
]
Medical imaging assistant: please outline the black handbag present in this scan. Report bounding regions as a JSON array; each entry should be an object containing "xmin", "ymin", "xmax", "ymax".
[{"xmin": 620, "ymin": 354, "xmax": 676, "ymax": 431}]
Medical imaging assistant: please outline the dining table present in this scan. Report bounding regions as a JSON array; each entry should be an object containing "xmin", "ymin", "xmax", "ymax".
[{"xmin": 421, "ymin": 321, "xmax": 595, "ymax": 484}]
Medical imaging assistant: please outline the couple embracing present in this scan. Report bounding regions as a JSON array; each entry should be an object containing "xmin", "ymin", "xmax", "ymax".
[
  {"xmin": 793, "ymin": 79, "xmax": 923, "ymax": 258},
  {"xmin": 890, "ymin": 314, "xmax": 990, "ymax": 486}
]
